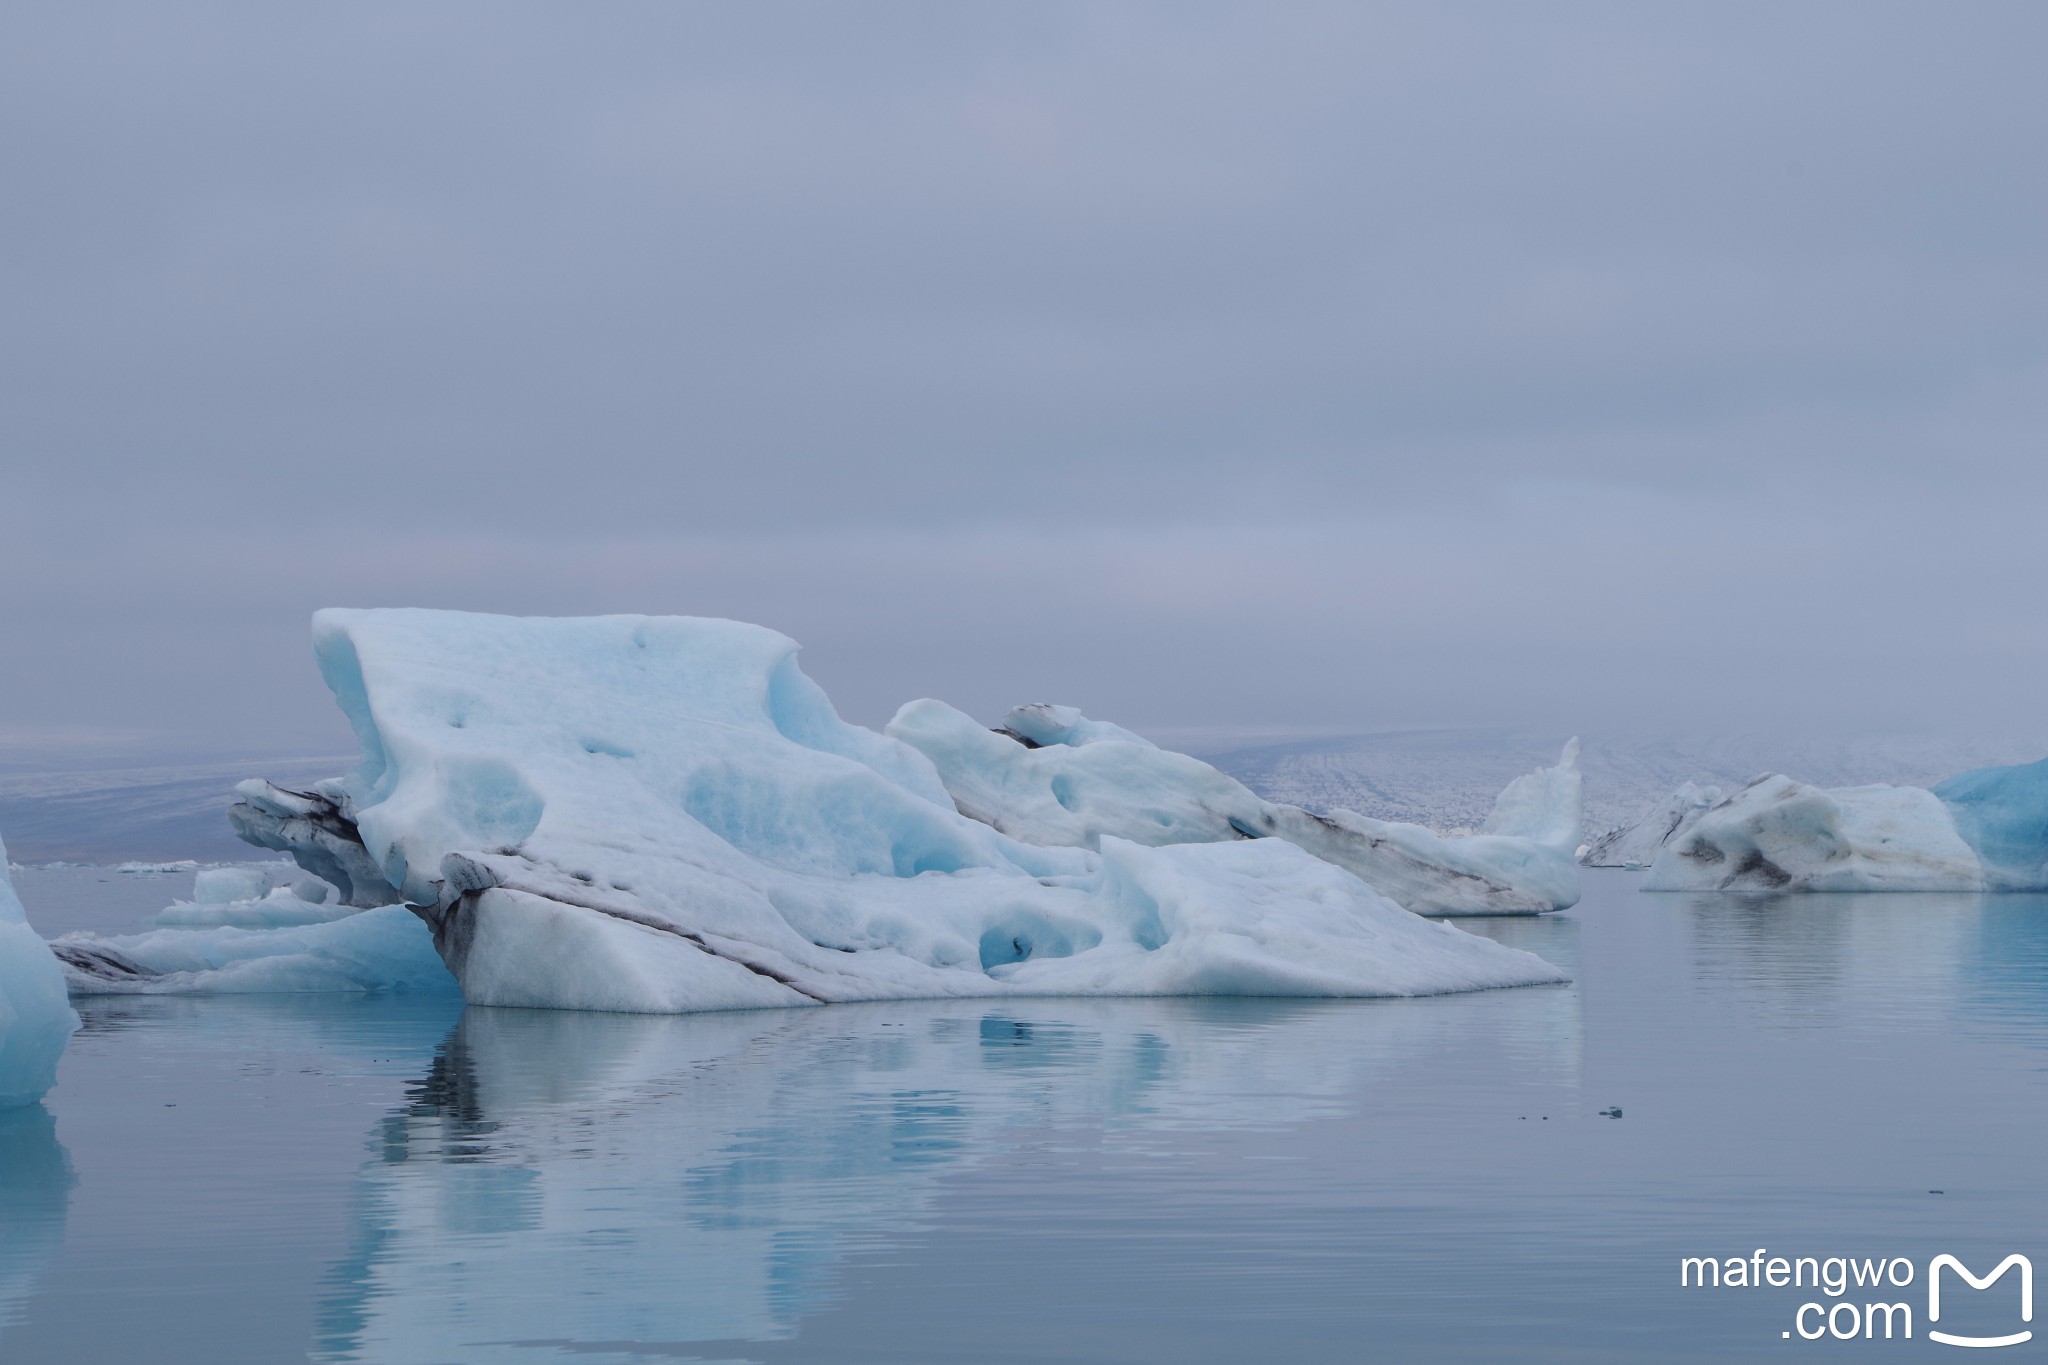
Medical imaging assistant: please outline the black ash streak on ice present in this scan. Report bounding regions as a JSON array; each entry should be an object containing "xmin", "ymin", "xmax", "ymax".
[{"xmin": 428, "ymin": 856, "xmax": 834, "ymax": 1006}]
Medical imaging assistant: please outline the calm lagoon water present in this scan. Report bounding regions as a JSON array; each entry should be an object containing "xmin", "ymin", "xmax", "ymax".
[{"xmin": 5, "ymin": 868, "xmax": 2048, "ymax": 1362}]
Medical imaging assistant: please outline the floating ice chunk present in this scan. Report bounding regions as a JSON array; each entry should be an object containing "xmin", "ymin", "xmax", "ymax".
[
  {"xmin": 148, "ymin": 885, "xmax": 362, "ymax": 930},
  {"xmin": 238, "ymin": 609, "xmax": 1564, "ymax": 1012},
  {"xmin": 1933, "ymin": 757, "xmax": 2048, "ymax": 891},
  {"xmin": 53, "ymin": 906, "xmax": 454, "ymax": 996},
  {"xmin": 1581, "ymin": 781, "xmax": 1726, "ymax": 869},
  {"xmin": 1643, "ymin": 775, "xmax": 1982, "ymax": 892},
  {"xmin": 888, "ymin": 699, "xmax": 1582, "ymax": 915},
  {"xmin": 0, "ymin": 834, "xmax": 81, "ymax": 1108},
  {"xmin": 194, "ymin": 866, "xmax": 271, "ymax": 904}
]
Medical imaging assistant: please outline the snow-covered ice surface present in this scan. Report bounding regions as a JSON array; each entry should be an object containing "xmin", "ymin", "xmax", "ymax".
[
  {"xmin": 1580, "ymin": 782, "xmax": 1725, "ymax": 869},
  {"xmin": 1643, "ymin": 775, "xmax": 1985, "ymax": 892},
  {"xmin": 0, "ymin": 836, "xmax": 80, "ymax": 1108},
  {"xmin": 889, "ymin": 700, "xmax": 1582, "ymax": 916},
  {"xmin": 236, "ymin": 610, "xmax": 1564, "ymax": 1013}
]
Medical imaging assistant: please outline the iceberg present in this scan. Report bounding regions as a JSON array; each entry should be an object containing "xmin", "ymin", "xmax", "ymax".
[
  {"xmin": 1932, "ymin": 757, "xmax": 2048, "ymax": 891},
  {"xmin": 233, "ymin": 609, "xmax": 1564, "ymax": 1013},
  {"xmin": 887, "ymin": 700, "xmax": 1583, "ymax": 915},
  {"xmin": 1581, "ymin": 782, "xmax": 1725, "ymax": 869},
  {"xmin": 0, "ymin": 834, "xmax": 81, "ymax": 1108},
  {"xmin": 1643, "ymin": 775, "xmax": 1983, "ymax": 892}
]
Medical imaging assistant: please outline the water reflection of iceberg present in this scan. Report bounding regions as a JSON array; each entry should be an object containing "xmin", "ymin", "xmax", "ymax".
[
  {"xmin": 0, "ymin": 1106, "xmax": 73, "ymax": 1342},
  {"xmin": 1964, "ymin": 893, "xmax": 2048, "ymax": 1036},
  {"xmin": 1680, "ymin": 890, "xmax": 1981, "ymax": 1013},
  {"xmin": 1674, "ymin": 887, "xmax": 2048, "ymax": 1050},
  {"xmin": 316, "ymin": 989, "xmax": 1577, "ymax": 1364}
]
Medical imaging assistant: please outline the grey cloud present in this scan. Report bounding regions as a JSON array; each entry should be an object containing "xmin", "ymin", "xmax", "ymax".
[{"xmin": 3, "ymin": 2, "xmax": 2045, "ymax": 751}]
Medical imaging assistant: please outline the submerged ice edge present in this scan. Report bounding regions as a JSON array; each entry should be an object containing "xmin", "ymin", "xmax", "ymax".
[{"xmin": 215, "ymin": 608, "xmax": 1568, "ymax": 1013}]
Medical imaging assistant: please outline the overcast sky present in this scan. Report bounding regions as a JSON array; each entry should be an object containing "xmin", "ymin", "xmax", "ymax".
[{"xmin": 3, "ymin": 2, "xmax": 2045, "ymax": 756}]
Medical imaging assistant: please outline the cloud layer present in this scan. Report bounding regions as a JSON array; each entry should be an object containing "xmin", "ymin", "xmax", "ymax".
[{"xmin": 4, "ymin": 2, "xmax": 2044, "ymax": 750}]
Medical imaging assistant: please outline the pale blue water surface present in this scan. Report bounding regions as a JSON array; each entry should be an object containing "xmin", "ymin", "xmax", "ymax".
[{"xmin": 5, "ymin": 868, "xmax": 2048, "ymax": 1362}]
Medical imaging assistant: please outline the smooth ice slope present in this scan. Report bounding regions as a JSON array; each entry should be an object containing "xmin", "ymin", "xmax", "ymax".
[
  {"xmin": 238, "ymin": 610, "xmax": 1564, "ymax": 1012},
  {"xmin": 0, "ymin": 835, "xmax": 81, "ymax": 1108},
  {"xmin": 1581, "ymin": 782, "xmax": 1725, "ymax": 869},
  {"xmin": 1643, "ymin": 776, "xmax": 1983, "ymax": 892},
  {"xmin": 887, "ymin": 700, "xmax": 1582, "ymax": 915}
]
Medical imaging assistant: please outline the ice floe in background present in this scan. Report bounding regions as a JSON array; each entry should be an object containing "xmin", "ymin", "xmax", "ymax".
[
  {"xmin": 218, "ymin": 609, "xmax": 1565, "ymax": 1013},
  {"xmin": 1598, "ymin": 757, "xmax": 2048, "ymax": 893},
  {"xmin": 890, "ymin": 700, "xmax": 1582, "ymax": 916},
  {"xmin": 1644, "ymin": 777, "xmax": 1984, "ymax": 892},
  {"xmin": 0, "ymin": 834, "xmax": 80, "ymax": 1108},
  {"xmin": 147, "ymin": 865, "xmax": 356, "ymax": 929}
]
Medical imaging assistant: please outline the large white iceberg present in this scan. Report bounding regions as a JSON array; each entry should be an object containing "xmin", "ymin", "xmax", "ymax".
[
  {"xmin": 887, "ymin": 700, "xmax": 1583, "ymax": 915},
  {"xmin": 233, "ymin": 610, "xmax": 1564, "ymax": 1013},
  {"xmin": 1643, "ymin": 775, "xmax": 1985, "ymax": 892},
  {"xmin": 0, "ymin": 834, "xmax": 81, "ymax": 1108}
]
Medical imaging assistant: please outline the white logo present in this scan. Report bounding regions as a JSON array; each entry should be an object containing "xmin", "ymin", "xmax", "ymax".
[
  {"xmin": 1681, "ymin": 1248, "xmax": 2036, "ymax": 1346},
  {"xmin": 1928, "ymin": 1254, "xmax": 2032, "ymax": 1349}
]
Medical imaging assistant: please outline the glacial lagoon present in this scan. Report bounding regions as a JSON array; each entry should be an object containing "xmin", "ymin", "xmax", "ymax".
[{"xmin": 6, "ymin": 868, "xmax": 2048, "ymax": 1362}]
